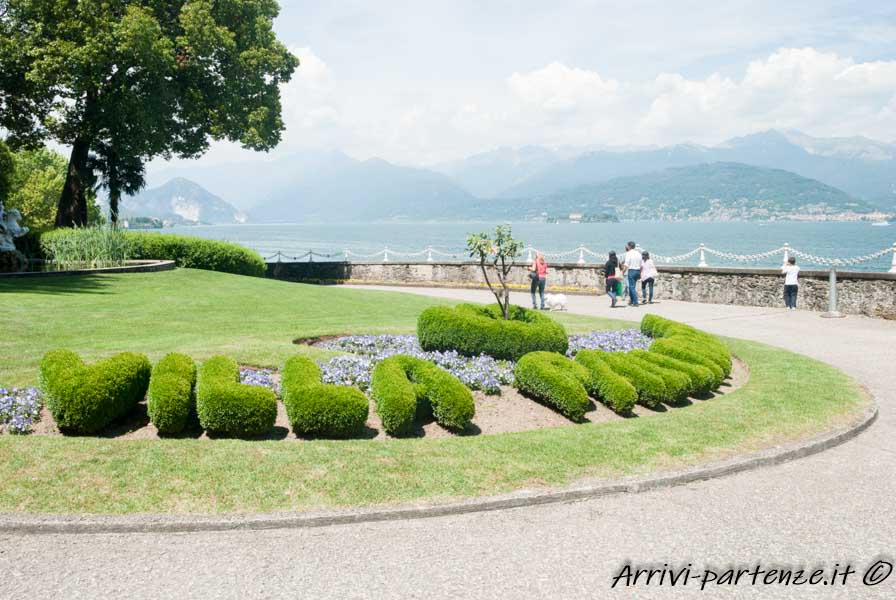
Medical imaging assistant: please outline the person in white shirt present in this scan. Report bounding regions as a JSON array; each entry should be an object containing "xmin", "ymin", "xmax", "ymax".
[
  {"xmin": 621, "ymin": 241, "xmax": 643, "ymax": 306},
  {"xmin": 640, "ymin": 251, "xmax": 658, "ymax": 303},
  {"xmin": 781, "ymin": 256, "xmax": 800, "ymax": 310}
]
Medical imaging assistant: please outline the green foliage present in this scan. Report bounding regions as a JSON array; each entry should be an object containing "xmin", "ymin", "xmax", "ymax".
[
  {"xmin": 627, "ymin": 351, "xmax": 692, "ymax": 403},
  {"xmin": 38, "ymin": 349, "xmax": 150, "ymax": 434},
  {"xmin": 196, "ymin": 356, "xmax": 277, "ymax": 437},
  {"xmin": 631, "ymin": 350, "xmax": 716, "ymax": 397},
  {"xmin": 371, "ymin": 355, "xmax": 475, "ymax": 436},
  {"xmin": 514, "ymin": 351, "xmax": 591, "ymax": 421},
  {"xmin": 649, "ymin": 338, "xmax": 725, "ymax": 388},
  {"xmin": 39, "ymin": 226, "xmax": 131, "ymax": 267},
  {"xmin": 280, "ymin": 356, "xmax": 369, "ymax": 438},
  {"xmin": 147, "ymin": 353, "xmax": 197, "ymax": 435},
  {"xmin": 127, "ymin": 232, "xmax": 266, "ymax": 277},
  {"xmin": 573, "ymin": 350, "xmax": 638, "ymax": 413},
  {"xmin": 595, "ymin": 351, "xmax": 669, "ymax": 407},
  {"xmin": 418, "ymin": 303, "xmax": 568, "ymax": 361},
  {"xmin": 642, "ymin": 314, "xmax": 732, "ymax": 377},
  {"xmin": 466, "ymin": 224, "xmax": 523, "ymax": 319},
  {"xmin": 0, "ymin": 0, "xmax": 299, "ymax": 225},
  {"xmin": 0, "ymin": 139, "xmax": 13, "ymax": 204}
]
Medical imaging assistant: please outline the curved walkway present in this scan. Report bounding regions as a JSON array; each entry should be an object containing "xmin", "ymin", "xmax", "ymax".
[{"xmin": 2, "ymin": 288, "xmax": 894, "ymax": 599}]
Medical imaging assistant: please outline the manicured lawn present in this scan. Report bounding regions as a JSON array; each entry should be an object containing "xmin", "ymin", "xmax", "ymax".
[
  {"xmin": 1, "ymin": 268, "xmax": 628, "ymax": 387},
  {"xmin": 0, "ymin": 269, "xmax": 868, "ymax": 514}
]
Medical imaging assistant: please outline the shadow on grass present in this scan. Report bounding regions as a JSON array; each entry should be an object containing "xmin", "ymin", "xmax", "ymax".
[{"xmin": 0, "ymin": 275, "xmax": 113, "ymax": 296}]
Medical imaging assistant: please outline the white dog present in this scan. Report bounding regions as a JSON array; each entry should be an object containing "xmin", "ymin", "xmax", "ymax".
[{"xmin": 543, "ymin": 293, "xmax": 568, "ymax": 311}]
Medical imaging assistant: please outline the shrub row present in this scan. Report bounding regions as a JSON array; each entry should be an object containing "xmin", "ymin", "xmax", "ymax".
[
  {"xmin": 281, "ymin": 356, "xmax": 369, "ymax": 437},
  {"xmin": 573, "ymin": 351, "xmax": 638, "ymax": 413},
  {"xmin": 641, "ymin": 314, "xmax": 732, "ymax": 378},
  {"xmin": 39, "ymin": 349, "xmax": 151, "ymax": 434},
  {"xmin": 630, "ymin": 350, "xmax": 716, "ymax": 397},
  {"xmin": 514, "ymin": 351, "xmax": 591, "ymax": 421},
  {"xmin": 589, "ymin": 351, "xmax": 669, "ymax": 408},
  {"xmin": 417, "ymin": 303, "xmax": 568, "ymax": 362},
  {"xmin": 196, "ymin": 356, "xmax": 277, "ymax": 437},
  {"xmin": 147, "ymin": 353, "xmax": 197, "ymax": 435},
  {"xmin": 370, "ymin": 355, "xmax": 475, "ymax": 436},
  {"xmin": 30, "ymin": 229, "xmax": 266, "ymax": 277}
]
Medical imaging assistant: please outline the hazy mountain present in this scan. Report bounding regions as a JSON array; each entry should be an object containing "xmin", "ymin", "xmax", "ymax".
[
  {"xmin": 121, "ymin": 178, "xmax": 245, "ymax": 224},
  {"xmin": 250, "ymin": 156, "xmax": 481, "ymax": 222},
  {"xmin": 497, "ymin": 130, "xmax": 896, "ymax": 211},
  {"xmin": 526, "ymin": 162, "xmax": 872, "ymax": 221},
  {"xmin": 431, "ymin": 146, "xmax": 567, "ymax": 198}
]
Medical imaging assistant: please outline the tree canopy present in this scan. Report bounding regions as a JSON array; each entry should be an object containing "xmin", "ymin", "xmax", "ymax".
[{"xmin": 0, "ymin": 0, "xmax": 298, "ymax": 225}]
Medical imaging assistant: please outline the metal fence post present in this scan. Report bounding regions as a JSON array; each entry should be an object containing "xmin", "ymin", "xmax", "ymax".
[
  {"xmin": 820, "ymin": 270, "xmax": 845, "ymax": 318},
  {"xmin": 698, "ymin": 243, "xmax": 707, "ymax": 267},
  {"xmin": 782, "ymin": 243, "xmax": 790, "ymax": 265},
  {"xmin": 890, "ymin": 242, "xmax": 896, "ymax": 274},
  {"xmin": 577, "ymin": 246, "xmax": 586, "ymax": 265},
  {"xmin": 426, "ymin": 247, "xmax": 434, "ymax": 263},
  {"xmin": 383, "ymin": 247, "xmax": 389, "ymax": 262}
]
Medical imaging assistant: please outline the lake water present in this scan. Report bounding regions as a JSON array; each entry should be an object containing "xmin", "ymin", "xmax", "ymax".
[{"xmin": 160, "ymin": 221, "xmax": 896, "ymax": 272}]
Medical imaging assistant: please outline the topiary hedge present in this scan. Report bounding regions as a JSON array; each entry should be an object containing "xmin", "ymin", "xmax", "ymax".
[
  {"xmin": 417, "ymin": 303, "xmax": 568, "ymax": 361},
  {"xmin": 126, "ymin": 233, "xmax": 266, "ymax": 277},
  {"xmin": 281, "ymin": 355, "xmax": 369, "ymax": 438},
  {"xmin": 514, "ymin": 351, "xmax": 592, "ymax": 421},
  {"xmin": 630, "ymin": 350, "xmax": 716, "ymax": 397},
  {"xmin": 649, "ymin": 338, "xmax": 725, "ymax": 388},
  {"xmin": 641, "ymin": 314, "xmax": 732, "ymax": 377},
  {"xmin": 39, "ymin": 349, "xmax": 151, "ymax": 434},
  {"xmin": 627, "ymin": 352, "xmax": 692, "ymax": 403},
  {"xmin": 593, "ymin": 351, "xmax": 670, "ymax": 408},
  {"xmin": 370, "ymin": 355, "xmax": 475, "ymax": 436},
  {"xmin": 147, "ymin": 353, "xmax": 197, "ymax": 435},
  {"xmin": 196, "ymin": 356, "xmax": 277, "ymax": 437},
  {"xmin": 573, "ymin": 350, "xmax": 638, "ymax": 413}
]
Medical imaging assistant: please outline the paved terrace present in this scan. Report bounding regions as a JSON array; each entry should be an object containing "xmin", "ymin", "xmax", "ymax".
[{"xmin": 2, "ymin": 288, "xmax": 894, "ymax": 599}]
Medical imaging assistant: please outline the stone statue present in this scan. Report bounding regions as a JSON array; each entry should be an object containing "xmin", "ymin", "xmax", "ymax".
[{"xmin": 0, "ymin": 200, "xmax": 29, "ymax": 252}]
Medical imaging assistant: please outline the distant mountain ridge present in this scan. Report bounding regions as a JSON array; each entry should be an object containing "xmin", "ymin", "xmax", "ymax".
[{"xmin": 121, "ymin": 178, "xmax": 245, "ymax": 224}]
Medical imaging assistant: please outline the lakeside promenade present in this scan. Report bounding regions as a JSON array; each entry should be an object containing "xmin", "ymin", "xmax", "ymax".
[{"xmin": 2, "ymin": 289, "xmax": 894, "ymax": 599}]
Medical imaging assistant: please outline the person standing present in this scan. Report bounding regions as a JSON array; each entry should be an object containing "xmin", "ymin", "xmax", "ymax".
[
  {"xmin": 529, "ymin": 252, "xmax": 548, "ymax": 310},
  {"xmin": 640, "ymin": 251, "xmax": 657, "ymax": 304},
  {"xmin": 782, "ymin": 256, "xmax": 800, "ymax": 310},
  {"xmin": 604, "ymin": 250, "xmax": 620, "ymax": 308},
  {"xmin": 621, "ymin": 241, "xmax": 642, "ymax": 306}
]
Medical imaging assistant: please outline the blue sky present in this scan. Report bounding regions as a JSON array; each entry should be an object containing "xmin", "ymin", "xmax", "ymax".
[{"xmin": 151, "ymin": 1, "xmax": 896, "ymax": 171}]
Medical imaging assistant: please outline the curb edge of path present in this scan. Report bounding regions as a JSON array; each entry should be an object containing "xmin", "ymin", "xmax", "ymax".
[{"xmin": 0, "ymin": 403, "xmax": 878, "ymax": 536}]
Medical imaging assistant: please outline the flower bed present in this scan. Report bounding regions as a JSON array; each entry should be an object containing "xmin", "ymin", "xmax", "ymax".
[{"xmin": 0, "ymin": 387, "xmax": 42, "ymax": 434}]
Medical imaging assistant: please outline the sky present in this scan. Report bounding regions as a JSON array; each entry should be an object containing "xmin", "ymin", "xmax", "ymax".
[{"xmin": 150, "ymin": 0, "xmax": 896, "ymax": 173}]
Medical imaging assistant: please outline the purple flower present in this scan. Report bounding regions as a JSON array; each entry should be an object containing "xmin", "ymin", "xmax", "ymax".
[
  {"xmin": 0, "ymin": 387, "xmax": 43, "ymax": 435},
  {"xmin": 567, "ymin": 329, "xmax": 651, "ymax": 356},
  {"xmin": 240, "ymin": 367, "xmax": 280, "ymax": 394}
]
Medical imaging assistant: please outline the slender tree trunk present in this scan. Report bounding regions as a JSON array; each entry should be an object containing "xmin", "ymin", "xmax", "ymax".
[
  {"xmin": 109, "ymin": 187, "xmax": 120, "ymax": 225},
  {"xmin": 55, "ymin": 138, "xmax": 90, "ymax": 227}
]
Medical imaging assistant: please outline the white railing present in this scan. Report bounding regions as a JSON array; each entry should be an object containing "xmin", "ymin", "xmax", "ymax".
[{"xmin": 264, "ymin": 242, "xmax": 896, "ymax": 272}]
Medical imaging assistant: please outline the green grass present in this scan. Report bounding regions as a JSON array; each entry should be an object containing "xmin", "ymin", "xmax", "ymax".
[{"xmin": 0, "ymin": 269, "xmax": 868, "ymax": 514}]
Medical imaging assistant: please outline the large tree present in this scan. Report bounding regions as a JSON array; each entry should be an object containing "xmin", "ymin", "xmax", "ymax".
[{"xmin": 0, "ymin": 0, "xmax": 298, "ymax": 226}]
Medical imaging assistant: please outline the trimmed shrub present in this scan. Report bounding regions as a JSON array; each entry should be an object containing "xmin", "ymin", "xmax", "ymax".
[
  {"xmin": 371, "ymin": 355, "xmax": 475, "ymax": 435},
  {"xmin": 418, "ymin": 303, "xmax": 568, "ymax": 361},
  {"xmin": 127, "ymin": 233, "xmax": 266, "ymax": 277},
  {"xmin": 574, "ymin": 350, "xmax": 638, "ymax": 413},
  {"xmin": 632, "ymin": 350, "xmax": 716, "ymax": 396},
  {"xmin": 39, "ymin": 349, "xmax": 151, "ymax": 434},
  {"xmin": 514, "ymin": 351, "xmax": 591, "ymax": 421},
  {"xmin": 147, "ymin": 353, "xmax": 197, "ymax": 435},
  {"xmin": 281, "ymin": 356, "xmax": 368, "ymax": 437},
  {"xmin": 595, "ymin": 351, "xmax": 669, "ymax": 407},
  {"xmin": 641, "ymin": 314, "xmax": 732, "ymax": 377},
  {"xmin": 196, "ymin": 356, "xmax": 277, "ymax": 436},
  {"xmin": 649, "ymin": 338, "xmax": 725, "ymax": 388},
  {"xmin": 626, "ymin": 351, "xmax": 692, "ymax": 403}
]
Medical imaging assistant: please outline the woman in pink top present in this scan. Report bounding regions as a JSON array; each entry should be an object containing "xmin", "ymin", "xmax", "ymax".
[
  {"xmin": 529, "ymin": 252, "xmax": 548, "ymax": 309},
  {"xmin": 640, "ymin": 251, "xmax": 658, "ymax": 303}
]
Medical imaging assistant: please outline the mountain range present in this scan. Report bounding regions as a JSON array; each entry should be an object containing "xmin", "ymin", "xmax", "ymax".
[
  {"xmin": 133, "ymin": 129, "xmax": 896, "ymax": 222},
  {"xmin": 119, "ymin": 177, "xmax": 246, "ymax": 225}
]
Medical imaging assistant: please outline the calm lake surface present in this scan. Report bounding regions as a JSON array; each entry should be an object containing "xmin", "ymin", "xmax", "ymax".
[{"xmin": 161, "ymin": 221, "xmax": 896, "ymax": 271}]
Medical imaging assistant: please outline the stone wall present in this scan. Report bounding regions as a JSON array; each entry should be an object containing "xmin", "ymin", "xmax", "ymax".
[{"xmin": 266, "ymin": 260, "xmax": 896, "ymax": 317}]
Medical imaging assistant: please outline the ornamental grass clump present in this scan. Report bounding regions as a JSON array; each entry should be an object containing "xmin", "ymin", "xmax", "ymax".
[
  {"xmin": 514, "ymin": 352, "xmax": 591, "ymax": 421},
  {"xmin": 281, "ymin": 356, "xmax": 368, "ymax": 438},
  {"xmin": 573, "ymin": 351, "xmax": 638, "ymax": 413},
  {"xmin": 196, "ymin": 356, "xmax": 277, "ymax": 437},
  {"xmin": 40, "ymin": 226, "xmax": 131, "ymax": 268},
  {"xmin": 371, "ymin": 355, "xmax": 475, "ymax": 436},
  {"xmin": 39, "ymin": 349, "xmax": 150, "ymax": 434},
  {"xmin": 147, "ymin": 353, "xmax": 197, "ymax": 435}
]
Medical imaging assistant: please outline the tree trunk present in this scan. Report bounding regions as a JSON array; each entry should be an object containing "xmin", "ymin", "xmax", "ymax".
[
  {"xmin": 55, "ymin": 138, "xmax": 91, "ymax": 227},
  {"xmin": 108, "ymin": 186, "xmax": 120, "ymax": 225}
]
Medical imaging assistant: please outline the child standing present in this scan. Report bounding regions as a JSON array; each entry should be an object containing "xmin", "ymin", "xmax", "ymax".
[
  {"xmin": 640, "ymin": 251, "xmax": 658, "ymax": 304},
  {"xmin": 782, "ymin": 256, "xmax": 800, "ymax": 310}
]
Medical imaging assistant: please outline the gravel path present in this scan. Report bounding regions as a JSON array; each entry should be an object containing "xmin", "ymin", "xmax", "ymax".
[{"xmin": 3, "ymin": 288, "xmax": 894, "ymax": 599}]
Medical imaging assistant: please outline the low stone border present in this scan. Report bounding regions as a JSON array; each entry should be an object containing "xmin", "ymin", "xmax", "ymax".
[
  {"xmin": 0, "ymin": 402, "xmax": 876, "ymax": 535},
  {"xmin": 0, "ymin": 259, "xmax": 175, "ymax": 278}
]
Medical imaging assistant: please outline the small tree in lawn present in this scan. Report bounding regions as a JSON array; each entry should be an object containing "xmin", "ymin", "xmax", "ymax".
[{"xmin": 466, "ymin": 225, "xmax": 523, "ymax": 320}]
